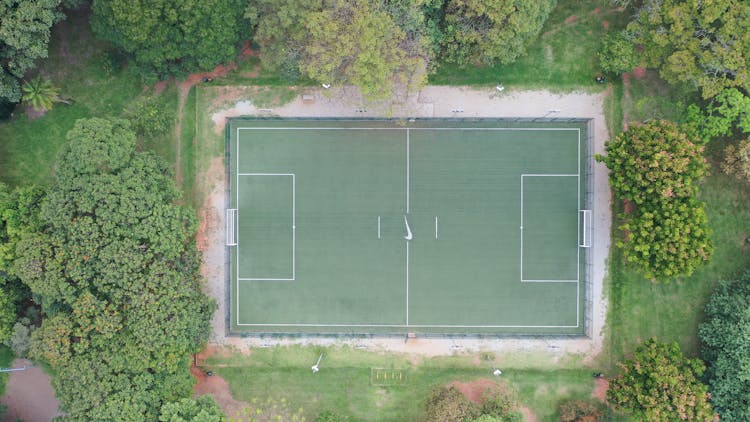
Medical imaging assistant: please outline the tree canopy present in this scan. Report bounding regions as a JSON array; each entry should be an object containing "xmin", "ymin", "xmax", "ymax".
[
  {"xmin": 440, "ymin": 0, "xmax": 556, "ymax": 66},
  {"xmin": 91, "ymin": 0, "xmax": 246, "ymax": 80},
  {"xmin": 15, "ymin": 118, "xmax": 214, "ymax": 420},
  {"xmin": 625, "ymin": 0, "xmax": 750, "ymax": 99},
  {"xmin": 0, "ymin": 0, "xmax": 66, "ymax": 103},
  {"xmin": 607, "ymin": 338, "xmax": 716, "ymax": 421},
  {"xmin": 699, "ymin": 273, "xmax": 750, "ymax": 421},
  {"xmin": 247, "ymin": 0, "xmax": 427, "ymax": 99},
  {"xmin": 159, "ymin": 396, "xmax": 225, "ymax": 422},
  {"xmin": 598, "ymin": 120, "xmax": 712, "ymax": 280}
]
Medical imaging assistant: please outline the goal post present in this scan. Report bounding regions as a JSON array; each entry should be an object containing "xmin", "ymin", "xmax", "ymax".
[
  {"xmin": 226, "ymin": 208, "xmax": 238, "ymax": 246},
  {"xmin": 579, "ymin": 209, "xmax": 592, "ymax": 248}
]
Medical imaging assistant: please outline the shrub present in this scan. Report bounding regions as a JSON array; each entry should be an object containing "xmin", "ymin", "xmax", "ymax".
[
  {"xmin": 558, "ymin": 400, "xmax": 603, "ymax": 422},
  {"xmin": 422, "ymin": 385, "xmax": 479, "ymax": 422},
  {"xmin": 480, "ymin": 384, "xmax": 522, "ymax": 420},
  {"xmin": 722, "ymin": 137, "xmax": 750, "ymax": 183},
  {"xmin": 125, "ymin": 95, "xmax": 175, "ymax": 138},
  {"xmin": 314, "ymin": 410, "xmax": 351, "ymax": 422},
  {"xmin": 598, "ymin": 32, "xmax": 637, "ymax": 75},
  {"xmin": 9, "ymin": 317, "xmax": 34, "ymax": 358}
]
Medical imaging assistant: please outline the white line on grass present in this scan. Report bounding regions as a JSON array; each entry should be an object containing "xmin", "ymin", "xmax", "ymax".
[
  {"xmin": 406, "ymin": 128, "xmax": 410, "ymax": 214},
  {"xmin": 406, "ymin": 241, "xmax": 409, "ymax": 325}
]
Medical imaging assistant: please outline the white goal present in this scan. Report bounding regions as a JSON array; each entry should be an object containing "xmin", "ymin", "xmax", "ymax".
[
  {"xmin": 579, "ymin": 209, "xmax": 592, "ymax": 248},
  {"xmin": 226, "ymin": 209, "xmax": 238, "ymax": 246}
]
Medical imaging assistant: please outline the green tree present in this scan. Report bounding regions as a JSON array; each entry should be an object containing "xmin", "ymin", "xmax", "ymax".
[
  {"xmin": 160, "ymin": 396, "xmax": 225, "ymax": 422},
  {"xmin": 597, "ymin": 120, "xmax": 712, "ymax": 280},
  {"xmin": 441, "ymin": 0, "xmax": 556, "ymax": 66},
  {"xmin": 421, "ymin": 385, "xmax": 479, "ymax": 422},
  {"xmin": 682, "ymin": 88, "xmax": 750, "ymax": 143},
  {"xmin": 0, "ymin": 0, "xmax": 65, "ymax": 103},
  {"xmin": 627, "ymin": 0, "xmax": 750, "ymax": 99},
  {"xmin": 607, "ymin": 338, "xmax": 716, "ymax": 421},
  {"xmin": 245, "ymin": 0, "xmax": 322, "ymax": 81},
  {"xmin": 21, "ymin": 76, "xmax": 61, "ymax": 111},
  {"xmin": 300, "ymin": 0, "xmax": 425, "ymax": 100},
  {"xmin": 699, "ymin": 274, "xmax": 750, "ymax": 421},
  {"xmin": 15, "ymin": 118, "xmax": 214, "ymax": 420},
  {"xmin": 0, "ymin": 184, "xmax": 43, "ymax": 345},
  {"xmin": 91, "ymin": 0, "xmax": 246, "ymax": 80}
]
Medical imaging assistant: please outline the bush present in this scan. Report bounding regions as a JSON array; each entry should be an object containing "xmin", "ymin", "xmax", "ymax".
[
  {"xmin": 722, "ymin": 137, "xmax": 750, "ymax": 183},
  {"xmin": 598, "ymin": 32, "xmax": 637, "ymax": 75},
  {"xmin": 314, "ymin": 410, "xmax": 351, "ymax": 422},
  {"xmin": 125, "ymin": 96, "xmax": 175, "ymax": 138},
  {"xmin": 480, "ymin": 384, "xmax": 522, "ymax": 420},
  {"xmin": 422, "ymin": 386, "xmax": 479, "ymax": 422},
  {"xmin": 558, "ymin": 400, "xmax": 603, "ymax": 422},
  {"xmin": 8, "ymin": 318, "xmax": 33, "ymax": 358}
]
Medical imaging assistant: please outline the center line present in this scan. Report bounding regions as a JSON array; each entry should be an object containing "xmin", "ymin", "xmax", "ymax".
[
  {"xmin": 406, "ymin": 241, "xmax": 409, "ymax": 325},
  {"xmin": 406, "ymin": 128, "xmax": 410, "ymax": 214}
]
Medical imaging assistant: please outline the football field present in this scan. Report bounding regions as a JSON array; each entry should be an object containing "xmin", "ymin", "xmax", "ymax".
[{"xmin": 227, "ymin": 119, "xmax": 591, "ymax": 335}]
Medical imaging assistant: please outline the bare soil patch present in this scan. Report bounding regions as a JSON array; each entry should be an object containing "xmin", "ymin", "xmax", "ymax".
[
  {"xmin": 191, "ymin": 365, "xmax": 249, "ymax": 420},
  {"xmin": 24, "ymin": 106, "xmax": 47, "ymax": 120},
  {"xmin": 602, "ymin": 20, "xmax": 610, "ymax": 30},
  {"xmin": 592, "ymin": 377, "xmax": 609, "ymax": 403},
  {"xmin": 1, "ymin": 359, "xmax": 61, "ymax": 422},
  {"xmin": 450, "ymin": 378, "xmax": 498, "ymax": 403},
  {"xmin": 633, "ymin": 67, "xmax": 647, "ymax": 79},
  {"xmin": 520, "ymin": 406, "xmax": 539, "ymax": 422},
  {"xmin": 565, "ymin": 15, "xmax": 579, "ymax": 24}
]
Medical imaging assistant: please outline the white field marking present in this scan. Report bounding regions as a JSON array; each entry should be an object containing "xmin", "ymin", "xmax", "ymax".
[
  {"xmin": 406, "ymin": 241, "xmax": 409, "ymax": 325},
  {"xmin": 519, "ymin": 173, "xmax": 580, "ymax": 284},
  {"xmin": 435, "ymin": 216, "xmax": 438, "ymax": 240},
  {"xmin": 234, "ymin": 126, "xmax": 584, "ymax": 329},
  {"xmin": 236, "ymin": 130, "xmax": 240, "ymax": 327},
  {"xmin": 403, "ymin": 215, "xmax": 413, "ymax": 241},
  {"xmin": 236, "ymin": 173, "xmax": 296, "ymax": 281},
  {"xmin": 237, "ymin": 324, "xmax": 580, "ymax": 328},
  {"xmin": 406, "ymin": 128, "xmax": 410, "ymax": 214},
  {"xmin": 378, "ymin": 216, "xmax": 381, "ymax": 239},
  {"xmin": 237, "ymin": 127, "xmax": 581, "ymax": 131}
]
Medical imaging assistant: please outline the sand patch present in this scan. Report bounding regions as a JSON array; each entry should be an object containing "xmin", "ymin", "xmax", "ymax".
[
  {"xmin": 1, "ymin": 359, "xmax": 62, "ymax": 421},
  {"xmin": 450, "ymin": 378, "xmax": 499, "ymax": 404}
]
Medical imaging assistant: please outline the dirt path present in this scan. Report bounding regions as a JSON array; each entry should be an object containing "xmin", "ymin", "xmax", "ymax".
[{"xmin": 1, "ymin": 359, "xmax": 61, "ymax": 422}]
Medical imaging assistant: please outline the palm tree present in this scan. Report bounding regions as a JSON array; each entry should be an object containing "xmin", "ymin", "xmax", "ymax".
[{"xmin": 21, "ymin": 77, "xmax": 61, "ymax": 112}]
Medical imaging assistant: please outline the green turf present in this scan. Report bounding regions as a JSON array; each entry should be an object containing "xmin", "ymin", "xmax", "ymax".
[{"xmin": 229, "ymin": 119, "xmax": 587, "ymax": 335}]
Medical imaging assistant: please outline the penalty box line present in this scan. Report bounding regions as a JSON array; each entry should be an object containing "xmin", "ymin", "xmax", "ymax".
[
  {"xmin": 235, "ymin": 173, "xmax": 296, "ymax": 283},
  {"xmin": 519, "ymin": 174, "xmax": 580, "ymax": 284}
]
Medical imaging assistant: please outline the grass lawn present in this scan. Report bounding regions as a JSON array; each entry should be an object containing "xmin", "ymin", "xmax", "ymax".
[
  {"xmin": 602, "ymin": 71, "xmax": 750, "ymax": 366},
  {"xmin": 206, "ymin": 346, "xmax": 600, "ymax": 421},
  {"xmin": 430, "ymin": 1, "xmax": 629, "ymax": 89}
]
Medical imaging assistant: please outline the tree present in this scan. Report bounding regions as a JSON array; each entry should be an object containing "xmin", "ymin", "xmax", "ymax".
[
  {"xmin": 245, "ymin": 0, "xmax": 323, "ymax": 81},
  {"xmin": 91, "ymin": 0, "xmax": 246, "ymax": 80},
  {"xmin": 626, "ymin": 0, "xmax": 750, "ymax": 99},
  {"xmin": 21, "ymin": 77, "xmax": 61, "ymax": 112},
  {"xmin": 597, "ymin": 120, "xmax": 712, "ymax": 280},
  {"xmin": 682, "ymin": 88, "xmax": 750, "ymax": 143},
  {"xmin": 15, "ymin": 118, "xmax": 214, "ymax": 420},
  {"xmin": 300, "ymin": 0, "xmax": 426, "ymax": 100},
  {"xmin": 440, "ymin": 0, "xmax": 556, "ymax": 66},
  {"xmin": 422, "ymin": 385, "xmax": 479, "ymax": 422},
  {"xmin": 159, "ymin": 396, "xmax": 225, "ymax": 422},
  {"xmin": 0, "ymin": 184, "xmax": 43, "ymax": 345},
  {"xmin": 0, "ymin": 0, "xmax": 65, "ymax": 103},
  {"xmin": 480, "ymin": 384, "xmax": 522, "ymax": 420},
  {"xmin": 699, "ymin": 274, "xmax": 750, "ymax": 421},
  {"xmin": 607, "ymin": 338, "xmax": 716, "ymax": 421}
]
